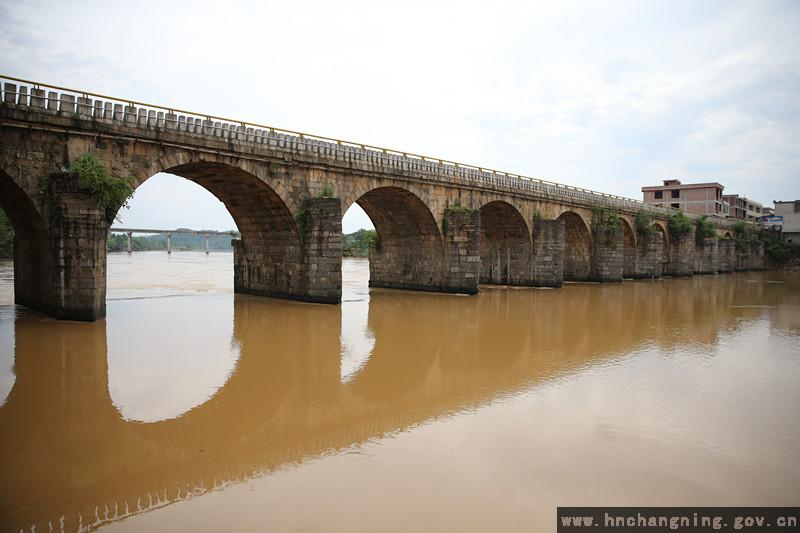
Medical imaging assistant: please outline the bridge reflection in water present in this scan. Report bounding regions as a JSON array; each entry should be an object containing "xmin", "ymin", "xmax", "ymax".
[{"xmin": 0, "ymin": 269, "xmax": 798, "ymax": 532}]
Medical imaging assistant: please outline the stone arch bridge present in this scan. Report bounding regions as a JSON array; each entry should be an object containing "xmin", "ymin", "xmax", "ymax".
[{"xmin": 0, "ymin": 76, "xmax": 760, "ymax": 321}]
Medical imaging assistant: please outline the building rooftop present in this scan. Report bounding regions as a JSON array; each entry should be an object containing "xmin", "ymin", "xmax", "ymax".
[{"xmin": 642, "ymin": 181, "xmax": 724, "ymax": 191}]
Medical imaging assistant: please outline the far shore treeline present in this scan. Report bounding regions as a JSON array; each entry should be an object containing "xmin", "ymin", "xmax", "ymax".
[
  {"xmin": 106, "ymin": 228, "xmax": 378, "ymax": 257},
  {"xmin": 107, "ymin": 231, "xmax": 237, "ymax": 252},
  {"xmin": 0, "ymin": 216, "xmax": 377, "ymax": 258}
]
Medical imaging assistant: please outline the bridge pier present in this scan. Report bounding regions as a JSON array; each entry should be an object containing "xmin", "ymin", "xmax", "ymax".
[
  {"xmin": 441, "ymin": 207, "xmax": 481, "ymax": 294},
  {"xmin": 367, "ymin": 205, "xmax": 479, "ymax": 295},
  {"xmin": 633, "ymin": 231, "xmax": 664, "ymax": 279},
  {"xmin": 734, "ymin": 240, "xmax": 765, "ymax": 271},
  {"xmin": 531, "ymin": 219, "xmax": 565, "ymax": 287},
  {"xmin": 589, "ymin": 214, "xmax": 623, "ymax": 282},
  {"xmin": 665, "ymin": 232, "xmax": 695, "ymax": 277},
  {"xmin": 14, "ymin": 174, "xmax": 110, "ymax": 321},
  {"xmin": 233, "ymin": 197, "xmax": 342, "ymax": 304},
  {"xmin": 718, "ymin": 239, "xmax": 735, "ymax": 273},
  {"xmin": 694, "ymin": 237, "xmax": 719, "ymax": 275}
]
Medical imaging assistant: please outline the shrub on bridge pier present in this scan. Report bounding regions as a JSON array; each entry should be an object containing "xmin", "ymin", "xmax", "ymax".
[
  {"xmin": 635, "ymin": 210, "xmax": 655, "ymax": 237},
  {"xmin": 694, "ymin": 215, "xmax": 716, "ymax": 245},
  {"xmin": 68, "ymin": 154, "xmax": 134, "ymax": 221},
  {"xmin": 668, "ymin": 212, "xmax": 692, "ymax": 238},
  {"xmin": 591, "ymin": 206, "xmax": 622, "ymax": 245}
]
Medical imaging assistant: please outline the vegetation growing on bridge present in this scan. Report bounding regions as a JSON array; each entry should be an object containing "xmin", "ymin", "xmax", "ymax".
[
  {"xmin": 635, "ymin": 210, "xmax": 655, "ymax": 236},
  {"xmin": 764, "ymin": 238, "xmax": 800, "ymax": 265},
  {"xmin": 0, "ymin": 209, "xmax": 12, "ymax": 259},
  {"xmin": 732, "ymin": 220, "xmax": 753, "ymax": 240},
  {"xmin": 342, "ymin": 229, "xmax": 377, "ymax": 257},
  {"xmin": 591, "ymin": 206, "xmax": 621, "ymax": 244},
  {"xmin": 69, "ymin": 154, "xmax": 134, "ymax": 218},
  {"xmin": 694, "ymin": 215, "xmax": 716, "ymax": 245},
  {"xmin": 668, "ymin": 212, "xmax": 693, "ymax": 238}
]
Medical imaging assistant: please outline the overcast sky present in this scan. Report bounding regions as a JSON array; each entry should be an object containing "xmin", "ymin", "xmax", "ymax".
[{"xmin": 2, "ymin": 0, "xmax": 797, "ymax": 232}]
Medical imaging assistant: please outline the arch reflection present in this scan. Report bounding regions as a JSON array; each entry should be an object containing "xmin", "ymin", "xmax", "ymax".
[{"xmin": 0, "ymin": 272, "xmax": 796, "ymax": 532}]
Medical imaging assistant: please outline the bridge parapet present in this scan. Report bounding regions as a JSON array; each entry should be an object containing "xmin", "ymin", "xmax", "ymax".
[{"xmin": 0, "ymin": 75, "xmax": 729, "ymax": 223}]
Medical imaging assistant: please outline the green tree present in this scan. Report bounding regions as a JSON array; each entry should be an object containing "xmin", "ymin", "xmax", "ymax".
[
  {"xmin": 668, "ymin": 212, "xmax": 692, "ymax": 238},
  {"xmin": 69, "ymin": 154, "xmax": 134, "ymax": 220},
  {"xmin": 342, "ymin": 229, "xmax": 378, "ymax": 257},
  {"xmin": 694, "ymin": 215, "xmax": 716, "ymax": 245},
  {"xmin": 635, "ymin": 210, "xmax": 655, "ymax": 236},
  {"xmin": 732, "ymin": 220, "xmax": 751, "ymax": 240}
]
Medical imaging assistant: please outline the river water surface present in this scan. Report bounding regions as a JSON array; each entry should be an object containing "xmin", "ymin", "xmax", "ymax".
[{"xmin": 0, "ymin": 253, "xmax": 798, "ymax": 532}]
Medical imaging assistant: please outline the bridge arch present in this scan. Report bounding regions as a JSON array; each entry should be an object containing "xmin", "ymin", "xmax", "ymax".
[
  {"xmin": 653, "ymin": 223, "xmax": 669, "ymax": 270},
  {"xmin": 620, "ymin": 217, "xmax": 636, "ymax": 278},
  {"xmin": 345, "ymin": 186, "xmax": 444, "ymax": 291},
  {"xmin": 478, "ymin": 201, "xmax": 531, "ymax": 285},
  {"xmin": 122, "ymin": 161, "xmax": 303, "ymax": 300},
  {"xmin": 557, "ymin": 211, "xmax": 591, "ymax": 281},
  {"xmin": 0, "ymin": 169, "xmax": 52, "ymax": 311}
]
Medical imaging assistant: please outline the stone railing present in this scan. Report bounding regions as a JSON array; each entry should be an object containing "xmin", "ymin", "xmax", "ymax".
[{"xmin": 1, "ymin": 75, "xmax": 725, "ymax": 222}]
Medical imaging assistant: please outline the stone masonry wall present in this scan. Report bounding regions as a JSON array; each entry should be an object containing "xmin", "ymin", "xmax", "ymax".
[
  {"xmin": 590, "ymin": 214, "xmax": 623, "ymax": 282},
  {"xmin": 479, "ymin": 202, "xmax": 531, "ymax": 285},
  {"xmin": 532, "ymin": 219, "xmax": 565, "ymax": 287},
  {"xmin": 665, "ymin": 232, "xmax": 695, "ymax": 277},
  {"xmin": 234, "ymin": 197, "xmax": 341, "ymax": 304},
  {"xmin": 44, "ymin": 174, "xmax": 109, "ymax": 320},
  {"xmin": 441, "ymin": 208, "xmax": 481, "ymax": 294},
  {"xmin": 718, "ymin": 239, "xmax": 736, "ymax": 273},
  {"xmin": 634, "ymin": 231, "xmax": 663, "ymax": 279},
  {"xmin": 299, "ymin": 197, "xmax": 342, "ymax": 303},
  {"xmin": 694, "ymin": 237, "xmax": 719, "ymax": 275},
  {"xmin": 735, "ymin": 240, "xmax": 751, "ymax": 271}
]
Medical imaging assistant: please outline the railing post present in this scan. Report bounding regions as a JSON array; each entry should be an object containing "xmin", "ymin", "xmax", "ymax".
[
  {"xmin": 205, "ymin": 234, "xmax": 209, "ymax": 254},
  {"xmin": 167, "ymin": 233, "xmax": 172, "ymax": 255},
  {"xmin": 126, "ymin": 232, "xmax": 132, "ymax": 254}
]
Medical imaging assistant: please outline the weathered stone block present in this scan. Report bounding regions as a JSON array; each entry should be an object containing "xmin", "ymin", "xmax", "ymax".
[
  {"xmin": 633, "ymin": 230, "xmax": 663, "ymax": 279},
  {"xmin": 665, "ymin": 232, "xmax": 695, "ymax": 277},
  {"xmin": 694, "ymin": 237, "xmax": 719, "ymax": 275},
  {"xmin": 532, "ymin": 219, "xmax": 564, "ymax": 287}
]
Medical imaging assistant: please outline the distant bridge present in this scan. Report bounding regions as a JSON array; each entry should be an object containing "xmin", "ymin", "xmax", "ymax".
[
  {"xmin": 0, "ymin": 75, "xmax": 760, "ymax": 321},
  {"xmin": 109, "ymin": 227, "xmax": 240, "ymax": 254}
]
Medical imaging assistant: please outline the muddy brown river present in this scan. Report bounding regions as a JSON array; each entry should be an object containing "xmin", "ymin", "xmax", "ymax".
[{"xmin": 0, "ymin": 253, "xmax": 798, "ymax": 532}]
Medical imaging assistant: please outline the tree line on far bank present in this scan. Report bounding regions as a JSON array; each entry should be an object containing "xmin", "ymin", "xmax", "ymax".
[
  {"xmin": 1, "ymin": 216, "xmax": 378, "ymax": 258},
  {"xmin": 106, "ymin": 231, "xmax": 237, "ymax": 252},
  {"xmin": 107, "ymin": 228, "xmax": 378, "ymax": 257}
]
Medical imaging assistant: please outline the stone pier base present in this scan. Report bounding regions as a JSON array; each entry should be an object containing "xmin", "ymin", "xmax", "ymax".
[
  {"xmin": 633, "ymin": 231, "xmax": 663, "ymax": 279},
  {"xmin": 234, "ymin": 197, "xmax": 342, "ymax": 304},
  {"xmin": 441, "ymin": 208, "xmax": 480, "ymax": 294},
  {"xmin": 665, "ymin": 232, "xmax": 695, "ymax": 277},
  {"xmin": 532, "ymin": 219, "xmax": 565, "ymax": 287},
  {"xmin": 718, "ymin": 239, "xmax": 735, "ymax": 273},
  {"xmin": 14, "ymin": 174, "xmax": 110, "ymax": 321},
  {"xmin": 589, "ymin": 214, "xmax": 623, "ymax": 282},
  {"xmin": 694, "ymin": 237, "xmax": 719, "ymax": 275}
]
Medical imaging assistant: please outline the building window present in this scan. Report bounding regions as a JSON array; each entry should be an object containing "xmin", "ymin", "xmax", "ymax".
[
  {"xmin": 671, "ymin": 203, "xmax": 679, "ymax": 209},
  {"xmin": 671, "ymin": 189, "xmax": 680, "ymax": 198},
  {"xmin": 654, "ymin": 190, "xmax": 663, "ymax": 199}
]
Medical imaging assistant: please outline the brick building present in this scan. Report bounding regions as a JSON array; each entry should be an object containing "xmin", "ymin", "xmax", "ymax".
[
  {"xmin": 722, "ymin": 194, "xmax": 763, "ymax": 221},
  {"xmin": 642, "ymin": 179, "xmax": 727, "ymax": 216},
  {"xmin": 773, "ymin": 200, "xmax": 800, "ymax": 243}
]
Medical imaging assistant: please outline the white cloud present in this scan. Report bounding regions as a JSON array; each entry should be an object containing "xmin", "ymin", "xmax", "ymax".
[{"xmin": 2, "ymin": 0, "xmax": 798, "ymax": 230}]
